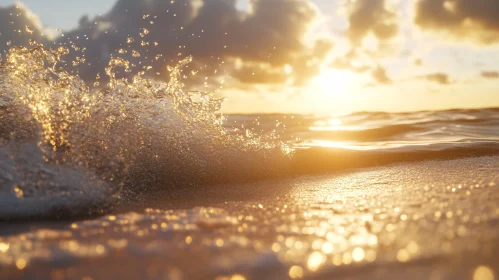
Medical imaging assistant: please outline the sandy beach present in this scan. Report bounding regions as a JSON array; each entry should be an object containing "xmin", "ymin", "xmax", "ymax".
[{"xmin": 1, "ymin": 156, "xmax": 498, "ymax": 280}]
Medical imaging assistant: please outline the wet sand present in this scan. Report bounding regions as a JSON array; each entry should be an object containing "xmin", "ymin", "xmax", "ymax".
[{"xmin": 1, "ymin": 156, "xmax": 499, "ymax": 280}]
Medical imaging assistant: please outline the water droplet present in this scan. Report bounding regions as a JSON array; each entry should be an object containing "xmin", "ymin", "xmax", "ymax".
[
  {"xmin": 25, "ymin": 25, "xmax": 34, "ymax": 34},
  {"xmin": 321, "ymin": 242, "xmax": 333, "ymax": 254},
  {"xmin": 215, "ymin": 239, "xmax": 224, "ymax": 247},
  {"xmin": 474, "ymin": 266, "xmax": 494, "ymax": 280},
  {"xmin": 396, "ymin": 249, "xmax": 409, "ymax": 263},
  {"xmin": 307, "ymin": 251, "xmax": 325, "ymax": 271},
  {"xmin": 13, "ymin": 186, "xmax": 24, "ymax": 198},
  {"xmin": 16, "ymin": 258, "xmax": 27, "ymax": 270},
  {"xmin": 132, "ymin": 50, "xmax": 141, "ymax": 57},
  {"xmin": 0, "ymin": 242, "xmax": 9, "ymax": 253},
  {"xmin": 352, "ymin": 247, "xmax": 365, "ymax": 262},
  {"xmin": 289, "ymin": 266, "xmax": 304, "ymax": 279}
]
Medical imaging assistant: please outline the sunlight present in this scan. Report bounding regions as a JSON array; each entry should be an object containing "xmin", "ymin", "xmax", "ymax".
[
  {"xmin": 309, "ymin": 119, "xmax": 344, "ymax": 131},
  {"xmin": 311, "ymin": 70, "xmax": 355, "ymax": 96},
  {"xmin": 2, "ymin": 1, "xmax": 499, "ymax": 278},
  {"xmin": 306, "ymin": 69, "xmax": 358, "ymax": 113}
]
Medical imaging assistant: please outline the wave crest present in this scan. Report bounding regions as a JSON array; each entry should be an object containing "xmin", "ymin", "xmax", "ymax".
[{"xmin": 0, "ymin": 45, "xmax": 291, "ymax": 219}]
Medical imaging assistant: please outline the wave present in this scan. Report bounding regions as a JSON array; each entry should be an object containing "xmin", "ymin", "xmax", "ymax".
[
  {"xmin": 0, "ymin": 46, "xmax": 290, "ymax": 219},
  {"xmin": 291, "ymin": 141, "xmax": 499, "ymax": 174},
  {"xmin": 1, "ymin": 45, "xmax": 499, "ymax": 220}
]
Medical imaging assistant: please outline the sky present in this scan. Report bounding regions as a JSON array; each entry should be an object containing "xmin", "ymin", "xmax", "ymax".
[
  {"xmin": 0, "ymin": 1, "xmax": 334, "ymax": 31},
  {"xmin": 0, "ymin": 0, "xmax": 498, "ymax": 114},
  {"xmin": 0, "ymin": 0, "xmax": 117, "ymax": 31}
]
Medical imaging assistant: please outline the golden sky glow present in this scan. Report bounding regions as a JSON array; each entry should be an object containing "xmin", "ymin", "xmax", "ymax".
[
  {"xmin": 222, "ymin": 0, "xmax": 499, "ymax": 114},
  {"xmin": 1, "ymin": 0, "xmax": 498, "ymax": 114}
]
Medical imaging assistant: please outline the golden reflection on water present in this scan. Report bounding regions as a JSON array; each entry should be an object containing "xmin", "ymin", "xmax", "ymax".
[
  {"xmin": 309, "ymin": 119, "xmax": 345, "ymax": 131},
  {"xmin": 0, "ymin": 242, "xmax": 9, "ymax": 253},
  {"xmin": 307, "ymin": 251, "xmax": 325, "ymax": 271},
  {"xmin": 304, "ymin": 140, "xmax": 359, "ymax": 149},
  {"xmin": 301, "ymin": 115, "xmax": 482, "ymax": 151},
  {"xmin": 288, "ymin": 265, "xmax": 304, "ymax": 279},
  {"xmin": 474, "ymin": 266, "xmax": 494, "ymax": 280},
  {"xmin": 215, "ymin": 274, "xmax": 246, "ymax": 280},
  {"xmin": 352, "ymin": 247, "xmax": 365, "ymax": 262},
  {"xmin": 15, "ymin": 258, "xmax": 27, "ymax": 270}
]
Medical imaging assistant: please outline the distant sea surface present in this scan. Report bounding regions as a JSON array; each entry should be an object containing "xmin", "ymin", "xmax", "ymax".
[{"xmin": 225, "ymin": 108, "xmax": 499, "ymax": 171}]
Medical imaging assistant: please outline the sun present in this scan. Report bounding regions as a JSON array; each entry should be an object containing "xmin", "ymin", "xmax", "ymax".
[
  {"xmin": 311, "ymin": 69, "xmax": 355, "ymax": 96},
  {"xmin": 305, "ymin": 69, "xmax": 359, "ymax": 113}
]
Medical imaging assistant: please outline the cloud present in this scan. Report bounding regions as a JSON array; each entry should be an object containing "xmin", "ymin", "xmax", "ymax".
[
  {"xmin": 229, "ymin": 61, "xmax": 289, "ymax": 84},
  {"xmin": 371, "ymin": 65, "xmax": 391, "ymax": 84},
  {"xmin": 419, "ymin": 73, "xmax": 451, "ymax": 85},
  {"xmin": 329, "ymin": 50, "xmax": 391, "ymax": 86},
  {"xmin": 330, "ymin": 48, "xmax": 384, "ymax": 73},
  {"xmin": 344, "ymin": 0, "xmax": 399, "ymax": 44},
  {"xmin": 329, "ymin": 50, "xmax": 372, "ymax": 73},
  {"xmin": 415, "ymin": 0, "xmax": 499, "ymax": 44},
  {"xmin": 481, "ymin": 71, "xmax": 499, "ymax": 78},
  {"xmin": 329, "ymin": 0, "xmax": 399, "ymax": 84},
  {"xmin": 53, "ymin": 0, "xmax": 333, "ymax": 86},
  {"xmin": 0, "ymin": 3, "xmax": 51, "ymax": 53}
]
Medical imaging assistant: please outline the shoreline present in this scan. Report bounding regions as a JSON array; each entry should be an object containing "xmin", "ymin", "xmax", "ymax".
[{"xmin": 1, "ymin": 156, "xmax": 498, "ymax": 279}]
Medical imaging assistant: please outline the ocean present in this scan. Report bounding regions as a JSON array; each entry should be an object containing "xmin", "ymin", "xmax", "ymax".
[{"xmin": 1, "ymin": 46, "xmax": 499, "ymax": 279}]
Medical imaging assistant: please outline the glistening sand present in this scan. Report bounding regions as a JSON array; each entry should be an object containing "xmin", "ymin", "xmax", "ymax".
[{"xmin": 1, "ymin": 156, "xmax": 498, "ymax": 280}]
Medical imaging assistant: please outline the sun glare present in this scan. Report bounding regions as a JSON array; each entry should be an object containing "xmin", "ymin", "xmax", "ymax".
[{"xmin": 311, "ymin": 70, "xmax": 354, "ymax": 96}]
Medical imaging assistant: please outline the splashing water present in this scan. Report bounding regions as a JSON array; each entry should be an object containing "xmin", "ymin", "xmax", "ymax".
[
  {"xmin": 4, "ymin": 45, "xmax": 497, "ymax": 221},
  {"xmin": 0, "ymin": 45, "xmax": 292, "ymax": 219}
]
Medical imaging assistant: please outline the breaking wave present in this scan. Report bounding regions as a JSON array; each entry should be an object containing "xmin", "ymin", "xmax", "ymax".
[
  {"xmin": 0, "ymin": 45, "xmax": 291, "ymax": 219},
  {"xmin": 1, "ymin": 45, "xmax": 499, "ymax": 220}
]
